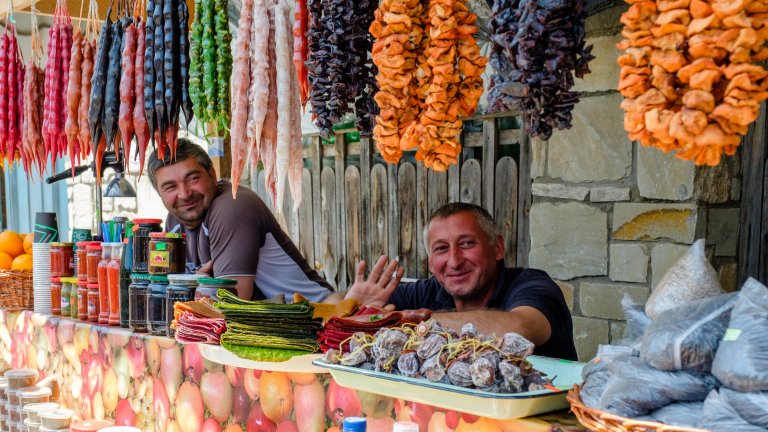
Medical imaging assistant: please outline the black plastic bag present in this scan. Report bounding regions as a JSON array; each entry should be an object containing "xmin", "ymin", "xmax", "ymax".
[
  {"xmin": 719, "ymin": 387, "xmax": 768, "ymax": 428},
  {"xmin": 712, "ymin": 278, "xmax": 768, "ymax": 392},
  {"xmin": 598, "ymin": 357, "xmax": 718, "ymax": 418},
  {"xmin": 699, "ymin": 390, "xmax": 767, "ymax": 432},
  {"xmin": 650, "ymin": 402, "xmax": 703, "ymax": 428},
  {"xmin": 640, "ymin": 293, "xmax": 736, "ymax": 373}
]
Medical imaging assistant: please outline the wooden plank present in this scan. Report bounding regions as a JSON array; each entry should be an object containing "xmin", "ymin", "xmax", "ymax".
[
  {"xmin": 462, "ymin": 129, "xmax": 522, "ymax": 148},
  {"xmin": 460, "ymin": 159, "xmax": 482, "ymax": 205},
  {"xmin": 517, "ymin": 132, "xmax": 533, "ymax": 268},
  {"xmin": 448, "ymin": 159, "xmax": 460, "ymax": 203},
  {"xmin": 311, "ymin": 137, "xmax": 323, "ymax": 272},
  {"xmin": 370, "ymin": 164, "xmax": 389, "ymax": 260},
  {"xmin": 761, "ymin": 157, "xmax": 768, "ymax": 284},
  {"xmin": 483, "ymin": 119, "xmax": 498, "ymax": 215},
  {"xmin": 387, "ymin": 164, "xmax": 399, "ymax": 259},
  {"xmin": 398, "ymin": 163, "xmax": 418, "ymax": 278},
  {"xmin": 345, "ymin": 166, "xmax": 363, "ymax": 281},
  {"xmin": 739, "ymin": 103, "xmax": 766, "ymax": 284},
  {"xmin": 360, "ymin": 138, "xmax": 373, "ymax": 267},
  {"xmin": 298, "ymin": 168, "xmax": 315, "ymax": 269},
  {"xmin": 428, "ymin": 170, "xmax": 448, "ymax": 218},
  {"xmin": 322, "ymin": 141, "xmax": 361, "ymax": 157},
  {"xmin": 321, "ymin": 167, "xmax": 338, "ymax": 289},
  {"xmin": 335, "ymin": 133, "xmax": 348, "ymax": 290},
  {"xmin": 416, "ymin": 164, "xmax": 429, "ymax": 276},
  {"xmin": 495, "ymin": 157, "xmax": 519, "ymax": 266}
]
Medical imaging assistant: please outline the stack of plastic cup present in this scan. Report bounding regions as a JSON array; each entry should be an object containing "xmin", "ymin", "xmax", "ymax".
[{"xmin": 31, "ymin": 244, "xmax": 51, "ymax": 314}]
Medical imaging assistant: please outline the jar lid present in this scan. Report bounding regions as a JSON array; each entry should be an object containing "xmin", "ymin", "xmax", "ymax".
[
  {"xmin": 38, "ymin": 409, "xmax": 73, "ymax": 421},
  {"xmin": 149, "ymin": 232, "xmax": 185, "ymax": 239},
  {"xmin": 198, "ymin": 278, "xmax": 237, "ymax": 286},
  {"xmin": 49, "ymin": 242, "xmax": 73, "ymax": 247},
  {"xmin": 102, "ymin": 242, "xmax": 124, "ymax": 247},
  {"xmin": 85, "ymin": 245, "xmax": 102, "ymax": 251},
  {"xmin": 49, "ymin": 277, "xmax": 60, "ymax": 283},
  {"xmin": 70, "ymin": 420, "xmax": 114, "ymax": 432},
  {"xmin": 86, "ymin": 283, "xmax": 100, "ymax": 289},
  {"xmin": 133, "ymin": 218, "xmax": 163, "ymax": 225},
  {"xmin": 78, "ymin": 280, "xmax": 89, "ymax": 286},
  {"xmin": 149, "ymin": 275, "xmax": 169, "ymax": 283},
  {"xmin": 4, "ymin": 370, "xmax": 37, "ymax": 380},
  {"xmin": 130, "ymin": 273, "xmax": 151, "ymax": 281},
  {"xmin": 23, "ymin": 403, "xmax": 59, "ymax": 415},
  {"xmin": 168, "ymin": 274, "xmax": 205, "ymax": 283},
  {"xmin": 60, "ymin": 277, "xmax": 78, "ymax": 284},
  {"xmin": 17, "ymin": 386, "xmax": 52, "ymax": 399}
]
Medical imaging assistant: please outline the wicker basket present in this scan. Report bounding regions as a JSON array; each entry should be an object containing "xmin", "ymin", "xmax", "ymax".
[
  {"xmin": 0, "ymin": 270, "xmax": 33, "ymax": 310},
  {"xmin": 567, "ymin": 384, "xmax": 710, "ymax": 432}
]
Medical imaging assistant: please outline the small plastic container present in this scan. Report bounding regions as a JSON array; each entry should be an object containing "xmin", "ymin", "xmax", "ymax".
[
  {"xmin": 1, "ymin": 377, "xmax": 8, "ymax": 399},
  {"xmin": 24, "ymin": 419, "xmax": 40, "ymax": 432},
  {"xmin": 5, "ymin": 371, "xmax": 36, "ymax": 391},
  {"xmin": 7, "ymin": 404, "xmax": 20, "ymax": 422},
  {"xmin": 23, "ymin": 403, "xmax": 59, "ymax": 423},
  {"xmin": 16, "ymin": 387, "xmax": 51, "ymax": 406},
  {"xmin": 194, "ymin": 278, "xmax": 238, "ymax": 302},
  {"xmin": 17, "ymin": 421, "xmax": 28, "ymax": 432},
  {"xmin": 8, "ymin": 420, "xmax": 18, "ymax": 432},
  {"xmin": 69, "ymin": 419, "xmax": 114, "ymax": 432},
  {"xmin": 38, "ymin": 409, "xmax": 73, "ymax": 430},
  {"xmin": 5, "ymin": 389, "xmax": 17, "ymax": 405}
]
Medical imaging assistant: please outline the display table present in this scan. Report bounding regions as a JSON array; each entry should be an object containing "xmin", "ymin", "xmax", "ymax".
[{"xmin": 0, "ymin": 310, "xmax": 587, "ymax": 432}]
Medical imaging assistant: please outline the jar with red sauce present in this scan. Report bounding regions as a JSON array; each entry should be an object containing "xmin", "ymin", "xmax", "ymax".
[
  {"xmin": 107, "ymin": 243, "xmax": 124, "ymax": 326},
  {"xmin": 49, "ymin": 243, "xmax": 74, "ymax": 277},
  {"xmin": 50, "ymin": 277, "xmax": 61, "ymax": 315},
  {"xmin": 77, "ymin": 280, "xmax": 89, "ymax": 320},
  {"xmin": 97, "ymin": 244, "xmax": 112, "ymax": 324},
  {"xmin": 76, "ymin": 241, "xmax": 99, "ymax": 281},
  {"xmin": 85, "ymin": 245, "xmax": 102, "ymax": 284},
  {"xmin": 86, "ymin": 283, "xmax": 99, "ymax": 322}
]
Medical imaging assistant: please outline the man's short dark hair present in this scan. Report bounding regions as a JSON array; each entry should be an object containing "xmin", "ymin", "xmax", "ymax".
[
  {"xmin": 147, "ymin": 138, "xmax": 214, "ymax": 189},
  {"xmin": 423, "ymin": 202, "xmax": 500, "ymax": 249}
]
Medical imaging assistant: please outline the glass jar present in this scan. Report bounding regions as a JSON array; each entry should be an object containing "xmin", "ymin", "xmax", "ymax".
[
  {"xmin": 85, "ymin": 245, "xmax": 102, "ymax": 284},
  {"xmin": 129, "ymin": 274, "xmax": 150, "ymax": 332},
  {"xmin": 50, "ymin": 277, "xmax": 61, "ymax": 315},
  {"xmin": 106, "ymin": 243, "xmax": 124, "ymax": 326},
  {"xmin": 77, "ymin": 280, "xmax": 88, "ymax": 320},
  {"xmin": 76, "ymin": 242, "xmax": 98, "ymax": 281},
  {"xmin": 132, "ymin": 219, "xmax": 163, "ymax": 273},
  {"xmin": 97, "ymin": 245, "xmax": 111, "ymax": 324},
  {"xmin": 148, "ymin": 233, "xmax": 186, "ymax": 275},
  {"xmin": 86, "ymin": 283, "xmax": 100, "ymax": 322},
  {"xmin": 194, "ymin": 278, "xmax": 238, "ymax": 301},
  {"xmin": 69, "ymin": 278, "xmax": 80, "ymax": 319},
  {"xmin": 49, "ymin": 243, "xmax": 74, "ymax": 278},
  {"xmin": 166, "ymin": 274, "xmax": 203, "ymax": 337},
  {"xmin": 60, "ymin": 278, "xmax": 76, "ymax": 317},
  {"xmin": 147, "ymin": 275, "xmax": 169, "ymax": 336}
]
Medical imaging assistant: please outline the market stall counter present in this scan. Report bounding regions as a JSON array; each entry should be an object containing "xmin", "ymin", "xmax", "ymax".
[{"xmin": 0, "ymin": 310, "xmax": 587, "ymax": 432}]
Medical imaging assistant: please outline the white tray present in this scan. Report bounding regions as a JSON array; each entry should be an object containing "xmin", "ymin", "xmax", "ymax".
[
  {"xmin": 313, "ymin": 355, "xmax": 584, "ymax": 420},
  {"xmin": 199, "ymin": 344, "xmax": 328, "ymax": 373}
]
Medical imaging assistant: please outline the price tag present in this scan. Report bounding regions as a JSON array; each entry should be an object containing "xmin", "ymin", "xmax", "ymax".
[{"xmin": 723, "ymin": 328, "xmax": 741, "ymax": 342}]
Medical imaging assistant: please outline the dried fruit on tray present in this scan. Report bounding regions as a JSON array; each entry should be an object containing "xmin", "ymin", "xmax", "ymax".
[{"xmin": 323, "ymin": 320, "xmax": 554, "ymax": 393}]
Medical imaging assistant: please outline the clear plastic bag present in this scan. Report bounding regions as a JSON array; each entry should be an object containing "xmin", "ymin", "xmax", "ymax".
[
  {"xmin": 720, "ymin": 388, "xmax": 768, "ymax": 428},
  {"xmin": 598, "ymin": 357, "xmax": 718, "ymax": 418},
  {"xmin": 581, "ymin": 344, "xmax": 636, "ymax": 380},
  {"xmin": 712, "ymin": 277, "xmax": 768, "ymax": 392},
  {"xmin": 619, "ymin": 294, "xmax": 651, "ymax": 348},
  {"xmin": 645, "ymin": 239, "xmax": 723, "ymax": 319},
  {"xmin": 699, "ymin": 390, "xmax": 768, "ymax": 432},
  {"xmin": 580, "ymin": 371, "xmax": 609, "ymax": 409},
  {"xmin": 640, "ymin": 293, "xmax": 736, "ymax": 373},
  {"xmin": 650, "ymin": 402, "xmax": 703, "ymax": 428}
]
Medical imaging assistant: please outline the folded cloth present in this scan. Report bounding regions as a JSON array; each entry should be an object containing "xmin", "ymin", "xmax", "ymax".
[{"xmin": 174, "ymin": 311, "xmax": 227, "ymax": 344}]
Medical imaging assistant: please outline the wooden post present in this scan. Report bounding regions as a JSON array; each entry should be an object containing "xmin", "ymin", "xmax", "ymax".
[
  {"xmin": 740, "ymin": 103, "xmax": 767, "ymax": 284},
  {"xmin": 517, "ymin": 133, "xmax": 532, "ymax": 268},
  {"xmin": 483, "ymin": 119, "xmax": 498, "ymax": 215},
  {"xmin": 311, "ymin": 137, "xmax": 323, "ymax": 271},
  {"xmin": 335, "ymin": 133, "xmax": 348, "ymax": 290},
  {"xmin": 387, "ymin": 164, "xmax": 399, "ymax": 260},
  {"xmin": 360, "ymin": 138, "xmax": 373, "ymax": 267}
]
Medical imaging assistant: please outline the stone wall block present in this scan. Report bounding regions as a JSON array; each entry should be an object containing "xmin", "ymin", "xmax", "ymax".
[
  {"xmin": 532, "ymin": 183, "xmax": 589, "ymax": 200},
  {"xmin": 580, "ymin": 282, "xmax": 650, "ymax": 320},
  {"xmin": 590, "ymin": 186, "xmax": 630, "ymax": 202},
  {"xmin": 650, "ymin": 243, "xmax": 691, "ymax": 290},
  {"xmin": 637, "ymin": 145, "xmax": 694, "ymax": 201},
  {"xmin": 609, "ymin": 243, "xmax": 648, "ymax": 283},
  {"xmin": 706, "ymin": 208, "xmax": 740, "ymax": 257},
  {"xmin": 531, "ymin": 138, "xmax": 547, "ymax": 179},
  {"xmin": 530, "ymin": 202, "xmax": 608, "ymax": 280},
  {"xmin": 548, "ymin": 93, "xmax": 632, "ymax": 182},
  {"xmin": 613, "ymin": 203, "xmax": 698, "ymax": 243},
  {"xmin": 572, "ymin": 35, "xmax": 622, "ymax": 93},
  {"xmin": 555, "ymin": 280, "xmax": 575, "ymax": 311},
  {"xmin": 573, "ymin": 317, "xmax": 610, "ymax": 361}
]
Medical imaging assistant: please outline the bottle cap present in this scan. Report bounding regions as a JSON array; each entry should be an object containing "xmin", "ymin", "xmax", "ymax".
[{"xmin": 342, "ymin": 417, "xmax": 366, "ymax": 432}]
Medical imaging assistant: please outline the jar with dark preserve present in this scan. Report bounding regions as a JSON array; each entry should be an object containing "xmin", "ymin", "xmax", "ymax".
[
  {"xmin": 50, "ymin": 277, "xmax": 62, "ymax": 315},
  {"xmin": 77, "ymin": 280, "xmax": 88, "ymax": 320},
  {"xmin": 132, "ymin": 219, "xmax": 163, "ymax": 273},
  {"xmin": 97, "ymin": 245, "xmax": 111, "ymax": 324},
  {"xmin": 148, "ymin": 233, "xmax": 186, "ymax": 275},
  {"xmin": 86, "ymin": 245, "xmax": 102, "ymax": 284},
  {"xmin": 129, "ymin": 273, "xmax": 151, "ymax": 332},
  {"xmin": 147, "ymin": 275, "xmax": 169, "ymax": 336},
  {"xmin": 194, "ymin": 278, "xmax": 238, "ymax": 301},
  {"xmin": 166, "ymin": 274, "xmax": 203, "ymax": 337},
  {"xmin": 86, "ymin": 283, "xmax": 100, "ymax": 322}
]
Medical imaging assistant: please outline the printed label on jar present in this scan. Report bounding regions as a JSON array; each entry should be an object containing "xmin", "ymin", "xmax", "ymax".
[{"xmin": 149, "ymin": 250, "xmax": 170, "ymax": 268}]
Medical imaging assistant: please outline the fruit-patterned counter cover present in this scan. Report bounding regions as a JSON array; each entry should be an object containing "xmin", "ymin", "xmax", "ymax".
[{"xmin": 0, "ymin": 310, "xmax": 588, "ymax": 432}]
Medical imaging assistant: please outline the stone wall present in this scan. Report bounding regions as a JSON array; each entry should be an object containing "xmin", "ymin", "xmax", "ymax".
[{"xmin": 528, "ymin": 5, "xmax": 743, "ymax": 360}]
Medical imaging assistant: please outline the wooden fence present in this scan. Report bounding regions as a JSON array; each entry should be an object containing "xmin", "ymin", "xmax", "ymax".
[{"xmin": 250, "ymin": 115, "xmax": 531, "ymax": 290}]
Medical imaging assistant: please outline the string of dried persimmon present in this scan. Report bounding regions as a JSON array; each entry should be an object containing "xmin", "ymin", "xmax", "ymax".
[
  {"xmin": 618, "ymin": 0, "xmax": 768, "ymax": 166},
  {"xmin": 371, "ymin": 0, "xmax": 487, "ymax": 172}
]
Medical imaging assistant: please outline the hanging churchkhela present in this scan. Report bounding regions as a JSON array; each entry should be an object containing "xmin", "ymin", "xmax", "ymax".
[
  {"xmin": 43, "ymin": 0, "xmax": 74, "ymax": 167},
  {"xmin": 1, "ymin": 9, "xmax": 26, "ymax": 168}
]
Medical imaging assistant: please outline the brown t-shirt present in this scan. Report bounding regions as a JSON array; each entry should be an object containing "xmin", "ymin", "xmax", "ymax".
[{"xmin": 166, "ymin": 181, "xmax": 333, "ymax": 301}]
